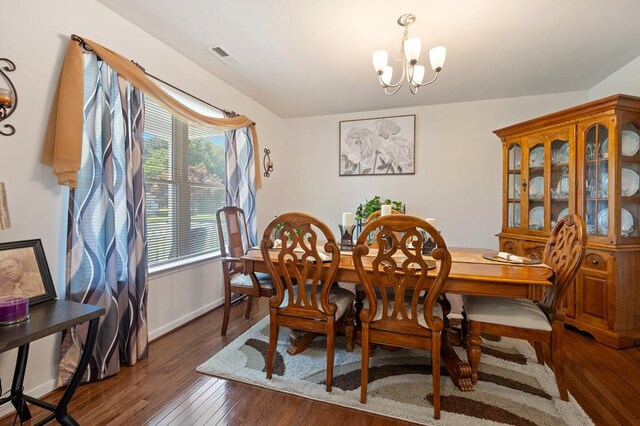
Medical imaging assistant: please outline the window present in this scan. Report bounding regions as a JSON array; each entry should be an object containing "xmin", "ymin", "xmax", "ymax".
[{"xmin": 143, "ymin": 98, "xmax": 227, "ymax": 268}]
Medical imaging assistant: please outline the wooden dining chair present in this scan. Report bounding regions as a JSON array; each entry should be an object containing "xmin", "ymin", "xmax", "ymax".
[
  {"xmin": 261, "ymin": 212, "xmax": 355, "ymax": 392},
  {"xmin": 364, "ymin": 208, "xmax": 403, "ymax": 225},
  {"xmin": 462, "ymin": 214, "xmax": 587, "ymax": 400},
  {"xmin": 216, "ymin": 206, "xmax": 275, "ymax": 336},
  {"xmin": 353, "ymin": 215, "xmax": 452, "ymax": 419}
]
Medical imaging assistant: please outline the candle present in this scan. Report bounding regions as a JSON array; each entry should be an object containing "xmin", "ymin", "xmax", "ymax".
[
  {"xmin": 0, "ymin": 88, "xmax": 12, "ymax": 107},
  {"xmin": 425, "ymin": 217, "xmax": 437, "ymax": 229},
  {"xmin": 381, "ymin": 204, "xmax": 392, "ymax": 216},
  {"xmin": 342, "ymin": 212, "xmax": 353, "ymax": 227}
]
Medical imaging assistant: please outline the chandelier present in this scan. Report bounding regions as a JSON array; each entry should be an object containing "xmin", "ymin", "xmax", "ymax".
[{"xmin": 372, "ymin": 13, "xmax": 446, "ymax": 95}]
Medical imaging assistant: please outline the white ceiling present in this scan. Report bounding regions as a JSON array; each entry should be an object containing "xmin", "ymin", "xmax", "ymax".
[{"xmin": 99, "ymin": 0, "xmax": 640, "ymax": 118}]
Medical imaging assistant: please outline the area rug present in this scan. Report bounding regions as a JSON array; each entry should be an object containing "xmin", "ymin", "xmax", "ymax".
[{"xmin": 197, "ymin": 316, "xmax": 592, "ymax": 425}]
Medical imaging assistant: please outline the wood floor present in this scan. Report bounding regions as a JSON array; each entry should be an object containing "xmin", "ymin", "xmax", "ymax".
[{"xmin": 1, "ymin": 298, "xmax": 639, "ymax": 426}]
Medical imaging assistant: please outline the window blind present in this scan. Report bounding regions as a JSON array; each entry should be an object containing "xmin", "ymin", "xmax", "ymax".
[{"xmin": 143, "ymin": 98, "xmax": 227, "ymax": 267}]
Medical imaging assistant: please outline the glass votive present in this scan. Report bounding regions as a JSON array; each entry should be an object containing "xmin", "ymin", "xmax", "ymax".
[{"xmin": 0, "ymin": 88, "xmax": 12, "ymax": 107}]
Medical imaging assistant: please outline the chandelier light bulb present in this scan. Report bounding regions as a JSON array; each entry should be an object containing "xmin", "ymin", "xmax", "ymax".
[
  {"xmin": 381, "ymin": 66, "xmax": 393, "ymax": 86},
  {"xmin": 429, "ymin": 46, "xmax": 446, "ymax": 72},
  {"xmin": 404, "ymin": 37, "xmax": 421, "ymax": 64},
  {"xmin": 372, "ymin": 50, "xmax": 389, "ymax": 73},
  {"xmin": 411, "ymin": 65, "xmax": 425, "ymax": 85}
]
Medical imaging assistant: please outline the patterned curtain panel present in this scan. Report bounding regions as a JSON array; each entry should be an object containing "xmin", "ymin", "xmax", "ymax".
[
  {"xmin": 224, "ymin": 113, "xmax": 258, "ymax": 246},
  {"xmin": 58, "ymin": 54, "xmax": 148, "ymax": 385}
]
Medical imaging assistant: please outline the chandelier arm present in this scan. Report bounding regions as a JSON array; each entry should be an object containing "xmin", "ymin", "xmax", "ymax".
[
  {"xmin": 415, "ymin": 71, "xmax": 440, "ymax": 87},
  {"xmin": 384, "ymin": 84, "xmax": 404, "ymax": 96}
]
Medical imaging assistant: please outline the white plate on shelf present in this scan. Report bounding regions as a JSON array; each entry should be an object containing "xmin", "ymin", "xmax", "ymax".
[
  {"xmin": 529, "ymin": 206, "xmax": 544, "ymax": 230},
  {"xmin": 599, "ymin": 139, "xmax": 609, "ymax": 159},
  {"xmin": 529, "ymin": 146, "xmax": 544, "ymax": 167},
  {"xmin": 558, "ymin": 208, "xmax": 569, "ymax": 221},
  {"xmin": 529, "ymin": 176, "xmax": 544, "ymax": 200},
  {"xmin": 622, "ymin": 130, "xmax": 640, "ymax": 156},
  {"xmin": 621, "ymin": 168, "xmax": 640, "ymax": 197},
  {"xmin": 597, "ymin": 208, "xmax": 635, "ymax": 235}
]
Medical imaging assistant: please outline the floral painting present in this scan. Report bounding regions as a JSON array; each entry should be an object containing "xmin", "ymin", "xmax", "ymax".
[{"xmin": 339, "ymin": 115, "xmax": 415, "ymax": 175}]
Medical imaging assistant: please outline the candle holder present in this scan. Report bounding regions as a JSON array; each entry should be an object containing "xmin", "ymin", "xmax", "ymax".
[
  {"xmin": 338, "ymin": 224, "xmax": 356, "ymax": 251},
  {"xmin": 421, "ymin": 230, "xmax": 440, "ymax": 256}
]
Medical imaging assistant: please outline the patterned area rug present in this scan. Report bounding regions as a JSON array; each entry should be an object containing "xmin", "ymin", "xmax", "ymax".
[{"xmin": 197, "ymin": 317, "xmax": 592, "ymax": 425}]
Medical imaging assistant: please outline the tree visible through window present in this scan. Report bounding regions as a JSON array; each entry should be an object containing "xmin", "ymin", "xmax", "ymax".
[{"xmin": 143, "ymin": 98, "xmax": 226, "ymax": 267}]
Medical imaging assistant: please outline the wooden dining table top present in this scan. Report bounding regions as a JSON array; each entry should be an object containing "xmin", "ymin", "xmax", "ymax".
[{"xmin": 242, "ymin": 246, "xmax": 553, "ymax": 298}]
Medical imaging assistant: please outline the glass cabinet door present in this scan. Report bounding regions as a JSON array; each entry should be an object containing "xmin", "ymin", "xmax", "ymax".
[
  {"xmin": 584, "ymin": 124, "xmax": 609, "ymax": 237},
  {"xmin": 620, "ymin": 122, "xmax": 640, "ymax": 238},
  {"xmin": 550, "ymin": 137, "xmax": 570, "ymax": 228},
  {"xmin": 527, "ymin": 142, "xmax": 545, "ymax": 231},
  {"xmin": 507, "ymin": 144, "xmax": 522, "ymax": 228}
]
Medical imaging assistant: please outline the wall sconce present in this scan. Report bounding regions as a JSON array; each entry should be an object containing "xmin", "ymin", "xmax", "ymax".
[
  {"xmin": 0, "ymin": 58, "xmax": 17, "ymax": 136},
  {"xmin": 263, "ymin": 148, "xmax": 274, "ymax": 178},
  {"xmin": 0, "ymin": 182, "xmax": 10, "ymax": 230}
]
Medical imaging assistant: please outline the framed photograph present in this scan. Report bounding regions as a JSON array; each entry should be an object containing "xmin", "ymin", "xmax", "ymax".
[
  {"xmin": 0, "ymin": 239, "xmax": 56, "ymax": 306},
  {"xmin": 339, "ymin": 114, "xmax": 416, "ymax": 176}
]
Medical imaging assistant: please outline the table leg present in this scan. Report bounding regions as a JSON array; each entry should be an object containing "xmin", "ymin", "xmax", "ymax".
[
  {"xmin": 54, "ymin": 317, "xmax": 100, "ymax": 425},
  {"xmin": 9, "ymin": 344, "xmax": 32, "ymax": 421},
  {"xmin": 287, "ymin": 330, "xmax": 320, "ymax": 355},
  {"xmin": 438, "ymin": 294, "xmax": 474, "ymax": 391}
]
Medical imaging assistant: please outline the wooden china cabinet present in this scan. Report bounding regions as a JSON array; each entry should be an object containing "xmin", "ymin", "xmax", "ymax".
[{"xmin": 495, "ymin": 94, "xmax": 640, "ymax": 348}]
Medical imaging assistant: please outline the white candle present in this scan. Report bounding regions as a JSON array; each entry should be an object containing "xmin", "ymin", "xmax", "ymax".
[
  {"xmin": 342, "ymin": 212, "xmax": 353, "ymax": 227},
  {"xmin": 425, "ymin": 217, "xmax": 437, "ymax": 229},
  {"xmin": 381, "ymin": 204, "xmax": 392, "ymax": 216}
]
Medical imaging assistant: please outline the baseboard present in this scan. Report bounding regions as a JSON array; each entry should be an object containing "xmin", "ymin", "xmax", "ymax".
[
  {"xmin": 149, "ymin": 297, "xmax": 224, "ymax": 341},
  {"xmin": 0, "ymin": 378, "xmax": 57, "ymax": 418}
]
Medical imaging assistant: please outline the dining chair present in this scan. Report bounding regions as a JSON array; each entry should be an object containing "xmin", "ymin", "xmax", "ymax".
[
  {"xmin": 462, "ymin": 214, "xmax": 587, "ymax": 401},
  {"xmin": 261, "ymin": 212, "xmax": 355, "ymax": 392},
  {"xmin": 364, "ymin": 208, "xmax": 403, "ymax": 225},
  {"xmin": 216, "ymin": 206, "xmax": 275, "ymax": 336},
  {"xmin": 353, "ymin": 215, "xmax": 452, "ymax": 419}
]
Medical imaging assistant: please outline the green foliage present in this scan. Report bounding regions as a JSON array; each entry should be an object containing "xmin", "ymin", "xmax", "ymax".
[{"xmin": 355, "ymin": 196, "xmax": 404, "ymax": 222}]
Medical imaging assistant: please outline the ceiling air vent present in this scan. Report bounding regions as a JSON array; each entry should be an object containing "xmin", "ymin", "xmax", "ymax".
[{"xmin": 205, "ymin": 44, "xmax": 242, "ymax": 66}]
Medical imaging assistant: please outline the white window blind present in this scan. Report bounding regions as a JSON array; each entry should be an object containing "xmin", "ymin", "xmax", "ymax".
[{"xmin": 143, "ymin": 98, "xmax": 227, "ymax": 267}]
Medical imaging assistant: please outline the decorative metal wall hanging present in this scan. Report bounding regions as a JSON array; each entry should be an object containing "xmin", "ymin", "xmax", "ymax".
[
  {"xmin": 0, "ymin": 58, "xmax": 17, "ymax": 136},
  {"xmin": 263, "ymin": 148, "xmax": 274, "ymax": 177}
]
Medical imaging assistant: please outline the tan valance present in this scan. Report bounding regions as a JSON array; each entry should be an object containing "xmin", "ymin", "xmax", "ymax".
[{"xmin": 42, "ymin": 36, "xmax": 262, "ymax": 189}]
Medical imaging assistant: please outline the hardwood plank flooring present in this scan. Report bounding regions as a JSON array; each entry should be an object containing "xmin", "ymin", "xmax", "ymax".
[{"xmin": 1, "ymin": 298, "xmax": 639, "ymax": 425}]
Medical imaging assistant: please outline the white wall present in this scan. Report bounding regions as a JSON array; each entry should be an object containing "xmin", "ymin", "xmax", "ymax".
[
  {"xmin": 589, "ymin": 55, "xmax": 640, "ymax": 100},
  {"xmin": 0, "ymin": 0, "xmax": 285, "ymax": 407},
  {"xmin": 282, "ymin": 91, "xmax": 588, "ymax": 249}
]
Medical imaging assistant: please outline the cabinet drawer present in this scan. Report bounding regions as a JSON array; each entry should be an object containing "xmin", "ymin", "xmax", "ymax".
[{"xmin": 582, "ymin": 252, "xmax": 609, "ymax": 272}]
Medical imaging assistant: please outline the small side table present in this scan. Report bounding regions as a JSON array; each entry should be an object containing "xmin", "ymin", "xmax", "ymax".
[{"xmin": 0, "ymin": 299, "xmax": 105, "ymax": 425}]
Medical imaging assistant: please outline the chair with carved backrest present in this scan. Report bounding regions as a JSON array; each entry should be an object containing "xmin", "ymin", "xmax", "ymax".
[
  {"xmin": 353, "ymin": 215, "xmax": 452, "ymax": 419},
  {"xmin": 462, "ymin": 214, "xmax": 587, "ymax": 401},
  {"xmin": 261, "ymin": 212, "xmax": 355, "ymax": 392},
  {"xmin": 216, "ymin": 206, "xmax": 275, "ymax": 336}
]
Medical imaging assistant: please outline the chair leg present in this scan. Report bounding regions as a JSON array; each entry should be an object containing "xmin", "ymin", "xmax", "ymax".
[
  {"xmin": 360, "ymin": 324, "xmax": 370, "ymax": 404},
  {"xmin": 432, "ymin": 332, "xmax": 442, "ymax": 420},
  {"xmin": 221, "ymin": 285, "xmax": 231, "ymax": 336},
  {"xmin": 533, "ymin": 341, "xmax": 545, "ymax": 365},
  {"xmin": 466, "ymin": 320, "xmax": 482, "ymax": 385},
  {"xmin": 551, "ymin": 324, "xmax": 568, "ymax": 401},
  {"xmin": 345, "ymin": 305, "xmax": 355, "ymax": 353},
  {"xmin": 266, "ymin": 311, "xmax": 279, "ymax": 380},
  {"xmin": 245, "ymin": 295, "xmax": 253, "ymax": 319},
  {"xmin": 326, "ymin": 319, "xmax": 335, "ymax": 392}
]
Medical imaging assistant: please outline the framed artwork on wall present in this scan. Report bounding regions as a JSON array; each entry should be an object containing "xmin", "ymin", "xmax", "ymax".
[
  {"xmin": 339, "ymin": 114, "xmax": 416, "ymax": 176},
  {"xmin": 0, "ymin": 239, "xmax": 56, "ymax": 306}
]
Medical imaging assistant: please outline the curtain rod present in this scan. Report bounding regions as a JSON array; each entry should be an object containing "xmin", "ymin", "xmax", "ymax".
[{"xmin": 71, "ymin": 34, "xmax": 231, "ymax": 116}]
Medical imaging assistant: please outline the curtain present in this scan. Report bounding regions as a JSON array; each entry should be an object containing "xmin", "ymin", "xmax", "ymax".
[
  {"xmin": 42, "ymin": 36, "xmax": 261, "ymax": 190},
  {"xmin": 225, "ymin": 112, "xmax": 258, "ymax": 246},
  {"xmin": 58, "ymin": 54, "xmax": 148, "ymax": 385}
]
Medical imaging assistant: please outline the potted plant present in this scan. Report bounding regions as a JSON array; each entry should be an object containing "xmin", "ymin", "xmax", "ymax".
[{"xmin": 355, "ymin": 196, "xmax": 404, "ymax": 235}]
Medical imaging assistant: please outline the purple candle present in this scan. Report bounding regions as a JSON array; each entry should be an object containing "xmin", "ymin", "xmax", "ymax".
[{"xmin": 0, "ymin": 296, "xmax": 29, "ymax": 325}]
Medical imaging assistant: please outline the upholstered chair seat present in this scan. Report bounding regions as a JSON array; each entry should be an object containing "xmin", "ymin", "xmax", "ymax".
[
  {"xmin": 368, "ymin": 300, "xmax": 443, "ymax": 329},
  {"xmin": 462, "ymin": 295, "xmax": 551, "ymax": 331},
  {"xmin": 230, "ymin": 272, "xmax": 274, "ymax": 288}
]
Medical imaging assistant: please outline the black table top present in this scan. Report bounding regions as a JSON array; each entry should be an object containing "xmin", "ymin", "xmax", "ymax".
[{"xmin": 0, "ymin": 299, "xmax": 105, "ymax": 353}]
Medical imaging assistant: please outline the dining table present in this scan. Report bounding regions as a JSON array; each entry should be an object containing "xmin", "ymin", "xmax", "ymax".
[{"xmin": 241, "ymin": 246, "xmax": 553, "ymax": 392}]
